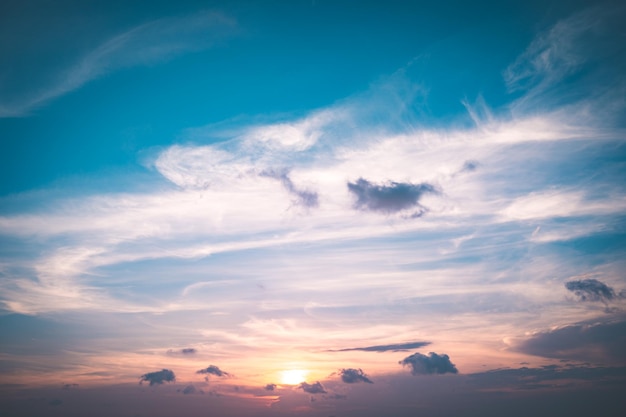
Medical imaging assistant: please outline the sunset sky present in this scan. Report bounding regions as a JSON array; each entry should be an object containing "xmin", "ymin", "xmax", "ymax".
[{"xmin": 1, "ymin": 0, "xmax": 625, "ymax": 416}]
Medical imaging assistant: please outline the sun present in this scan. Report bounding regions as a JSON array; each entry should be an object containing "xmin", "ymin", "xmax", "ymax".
[{"xmin": 279, "ymin": 369, "xmax": 309, "ymax": 385}]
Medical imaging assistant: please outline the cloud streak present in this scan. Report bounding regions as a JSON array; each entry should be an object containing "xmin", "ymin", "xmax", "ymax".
[
  {"xmin": 328, "ymin": 341, "xmax": 431, "ymax": 352},
  {"xmin": 0, "ymin": 11, "xmax": 237, "ymax": 117}
]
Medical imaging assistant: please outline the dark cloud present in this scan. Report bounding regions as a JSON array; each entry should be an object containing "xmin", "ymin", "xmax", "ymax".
[
  {"xmin": 298, "ymin": 381, "xmax": 327, "ymax": 394},
  {"xmin": 565, "ymin": 279, "xmax": 617, "ymax": 304},
  {"xmin": 167, "ymin": 347, "xmax": 197, "ymax": 355},
  {"xmin": 62, "ymin": 383, "xmax": 79, "ymax": 390},
  {"xmin": 179, "ymin": 385, "xmax": 197, "ymax": 395},
  {"xmin": 399, "ymin": 352, "xmax": 459, "ymax": 375},
  {"xmin": 139, "ymin": 369, "xmax": 176, "ymax": 386},
  {"xmin": 264, "ymin": 383, "xmax": 276, "ymax": 391},
  {"xmin": 347, "ymin": 178, "xmax": 436, "ymax": 214},
  {"xmin": 339, "ymin": 368, "xmax": 373, "ymax": 384},
  {"xmin": 196, "ymin": 365, "xmax": 230, "ymax": 377},
  {"xmin": 261, "ymin": 169, "xmax": 319, "ymax": 208},
  {"xmin": 328, "ymin": 341, "xmax": 430, "ymax": 352},
  {"xmin": 462, "ymin": 160, "xmax": 479, "ymax": 172},
  {"xmin": 516, "ymin": 319, "xmax": 626, "ymax": 365},
  {"xmin": 470, "ymin": 364, "xmax": 626, "ymax": 391}
]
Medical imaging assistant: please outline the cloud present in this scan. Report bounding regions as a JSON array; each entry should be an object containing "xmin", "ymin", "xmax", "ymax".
[
  {"xmin": 516, "ymin": 319, "xmax": 626, "ymax": 365},
  {"xmin": 565, "ymin": 279, "xmax": 617, "ymax": 303},
  {"xmin": 179, "ymin": 385, "xmax": 202, "ymax": 395},
  {"xmin": 196, "ymin": 365, "xmax": 230, "ymax": 377},
  {"xmin": 0, "ymin": 11, "xmax": 237, "ymax": 117},
  {"xmin": 260, "ymin": 169, "xmax": 319, "ymax": 208},
  {"xmin": 328, "ymin": 341, "xmax": 431, "ymax": 352},
  {"xmin": 503, "ymin": 4, "xmax": 626, "ymax": 115},
  {"xmin": 399, "ymin": 352, "xmax": 459, "ymax": 375},
  {"xmin": 298, "ymin": 381, "xmax": 327, "ymax": 394},
  {"xmin": 470, "ymin": 364, "xmax": 626, "ymax": 391},
  {"xmin": 139, "ymin": 369, "xmax": 176, "ymax": 385},
  {"xmin": 339, "ymin": 368, "xmax": 373, "ymax": 384},
  {"xmin": 264, "ymin": 383, "xmax": 276, "ymax": 391},
  {"xmin": 167, "ymin": 347, "xmax": 197, "ymax": 355},
  {"xmin": 347, "ymin": 178, "xmax": 437, "ymax": 215}
]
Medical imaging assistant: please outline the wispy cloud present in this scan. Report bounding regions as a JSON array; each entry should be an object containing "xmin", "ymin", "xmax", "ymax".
[
  {"xmin": 0, "ymin": 11, "xmax": 237, "ymax": 117},
  {"xmin": 260, "ymin": 169, "xmax": 319, "ymax": 208},
  {"xmin": 327, "ymin": 341, "xmax": 431, "ymax": 352}
]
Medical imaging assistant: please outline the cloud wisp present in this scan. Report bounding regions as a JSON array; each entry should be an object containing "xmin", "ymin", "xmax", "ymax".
[
  {"xmin": 328, "ymin": 341, "xmax": 431, "ymax": 353},
  {"xmin": 260, "ymin": 169, "xmax": 319, "ymax": 208},
  {"xmin": 0, "ymin": 11, "xmax": 237, "ymax": 117},
  {"xmin": 399, "ymin": 352, "xmax": 459, "ymax": 375}
]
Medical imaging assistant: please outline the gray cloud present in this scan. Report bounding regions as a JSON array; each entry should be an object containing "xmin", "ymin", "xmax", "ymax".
[
  {"xmin": 399, "ymin": 352, "xmax": 459, "ymax": 375},
  {"xmin": 196, "ymin": 365, "xmax": 230, "ymax": 377},
  {"xmin": 178, "ymin": 385, "xmax": 203, "ymax": 395},
  {"xmin": 328, "ymin": 341, "xmax": 431, "ymax": 352},
  {"xmin": 470, "ymin": 364, "xmax": 626, "ymax": 391},
  {"xmin": 565, "ymin": 279, "xmax": 617, "ymax": 303},
  {"xmin": 261, "ymin": 169, "xmax": 319, "ymax": 208},
  {"xmin": 347, "ymin": 178, "xmax": 436, "ymax": 214},
  {"xmin": 139, "ymin": 369, "xmax": 176, "ymax": 386},
  {"xmin": 264, "ymin": 383, "xmax": 276, "ymax": 391},
  {"xmin": 167, "ymin": 347, "xmax": 197, "ymax": 355},
  {"xmin": 299, "ymin": 381, "xmax": 327, "ymax": 394},
  {"xmin": 462, "ymin": 160, "xmax": 479, "ymax": 172},
  {"xmin": 339, "ymin": 368, "xmax": 373, "ymax": 384},
  {"xmin": 516, "ymin": 319, "xmax": 626, "ymax": 365}
]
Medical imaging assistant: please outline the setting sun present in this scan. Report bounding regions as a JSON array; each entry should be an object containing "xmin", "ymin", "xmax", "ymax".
[{"xmin": 280, "ymin": 369, "xmax": 309, "ymax": 385}]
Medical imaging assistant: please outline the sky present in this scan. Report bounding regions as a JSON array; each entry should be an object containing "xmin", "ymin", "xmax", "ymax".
[{"xmin": 1, "ymin": 0, "xmax": 626, "ymax": 416}]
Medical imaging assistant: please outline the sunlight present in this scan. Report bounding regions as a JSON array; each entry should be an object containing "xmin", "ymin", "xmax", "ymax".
[{"xmin": 279, "ymin": 369, "xmax": 309, "ymax": 385}]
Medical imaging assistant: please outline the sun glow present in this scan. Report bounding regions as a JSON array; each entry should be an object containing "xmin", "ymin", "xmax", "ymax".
[{"xmin": 279, "ymin": 369, "xmax": 309, "ymax": 385}]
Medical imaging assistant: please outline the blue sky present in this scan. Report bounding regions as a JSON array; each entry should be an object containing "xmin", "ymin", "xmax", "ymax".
[{"xmin": 1, "ymin": 1, "xmax": 626, "ymax": 416}]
